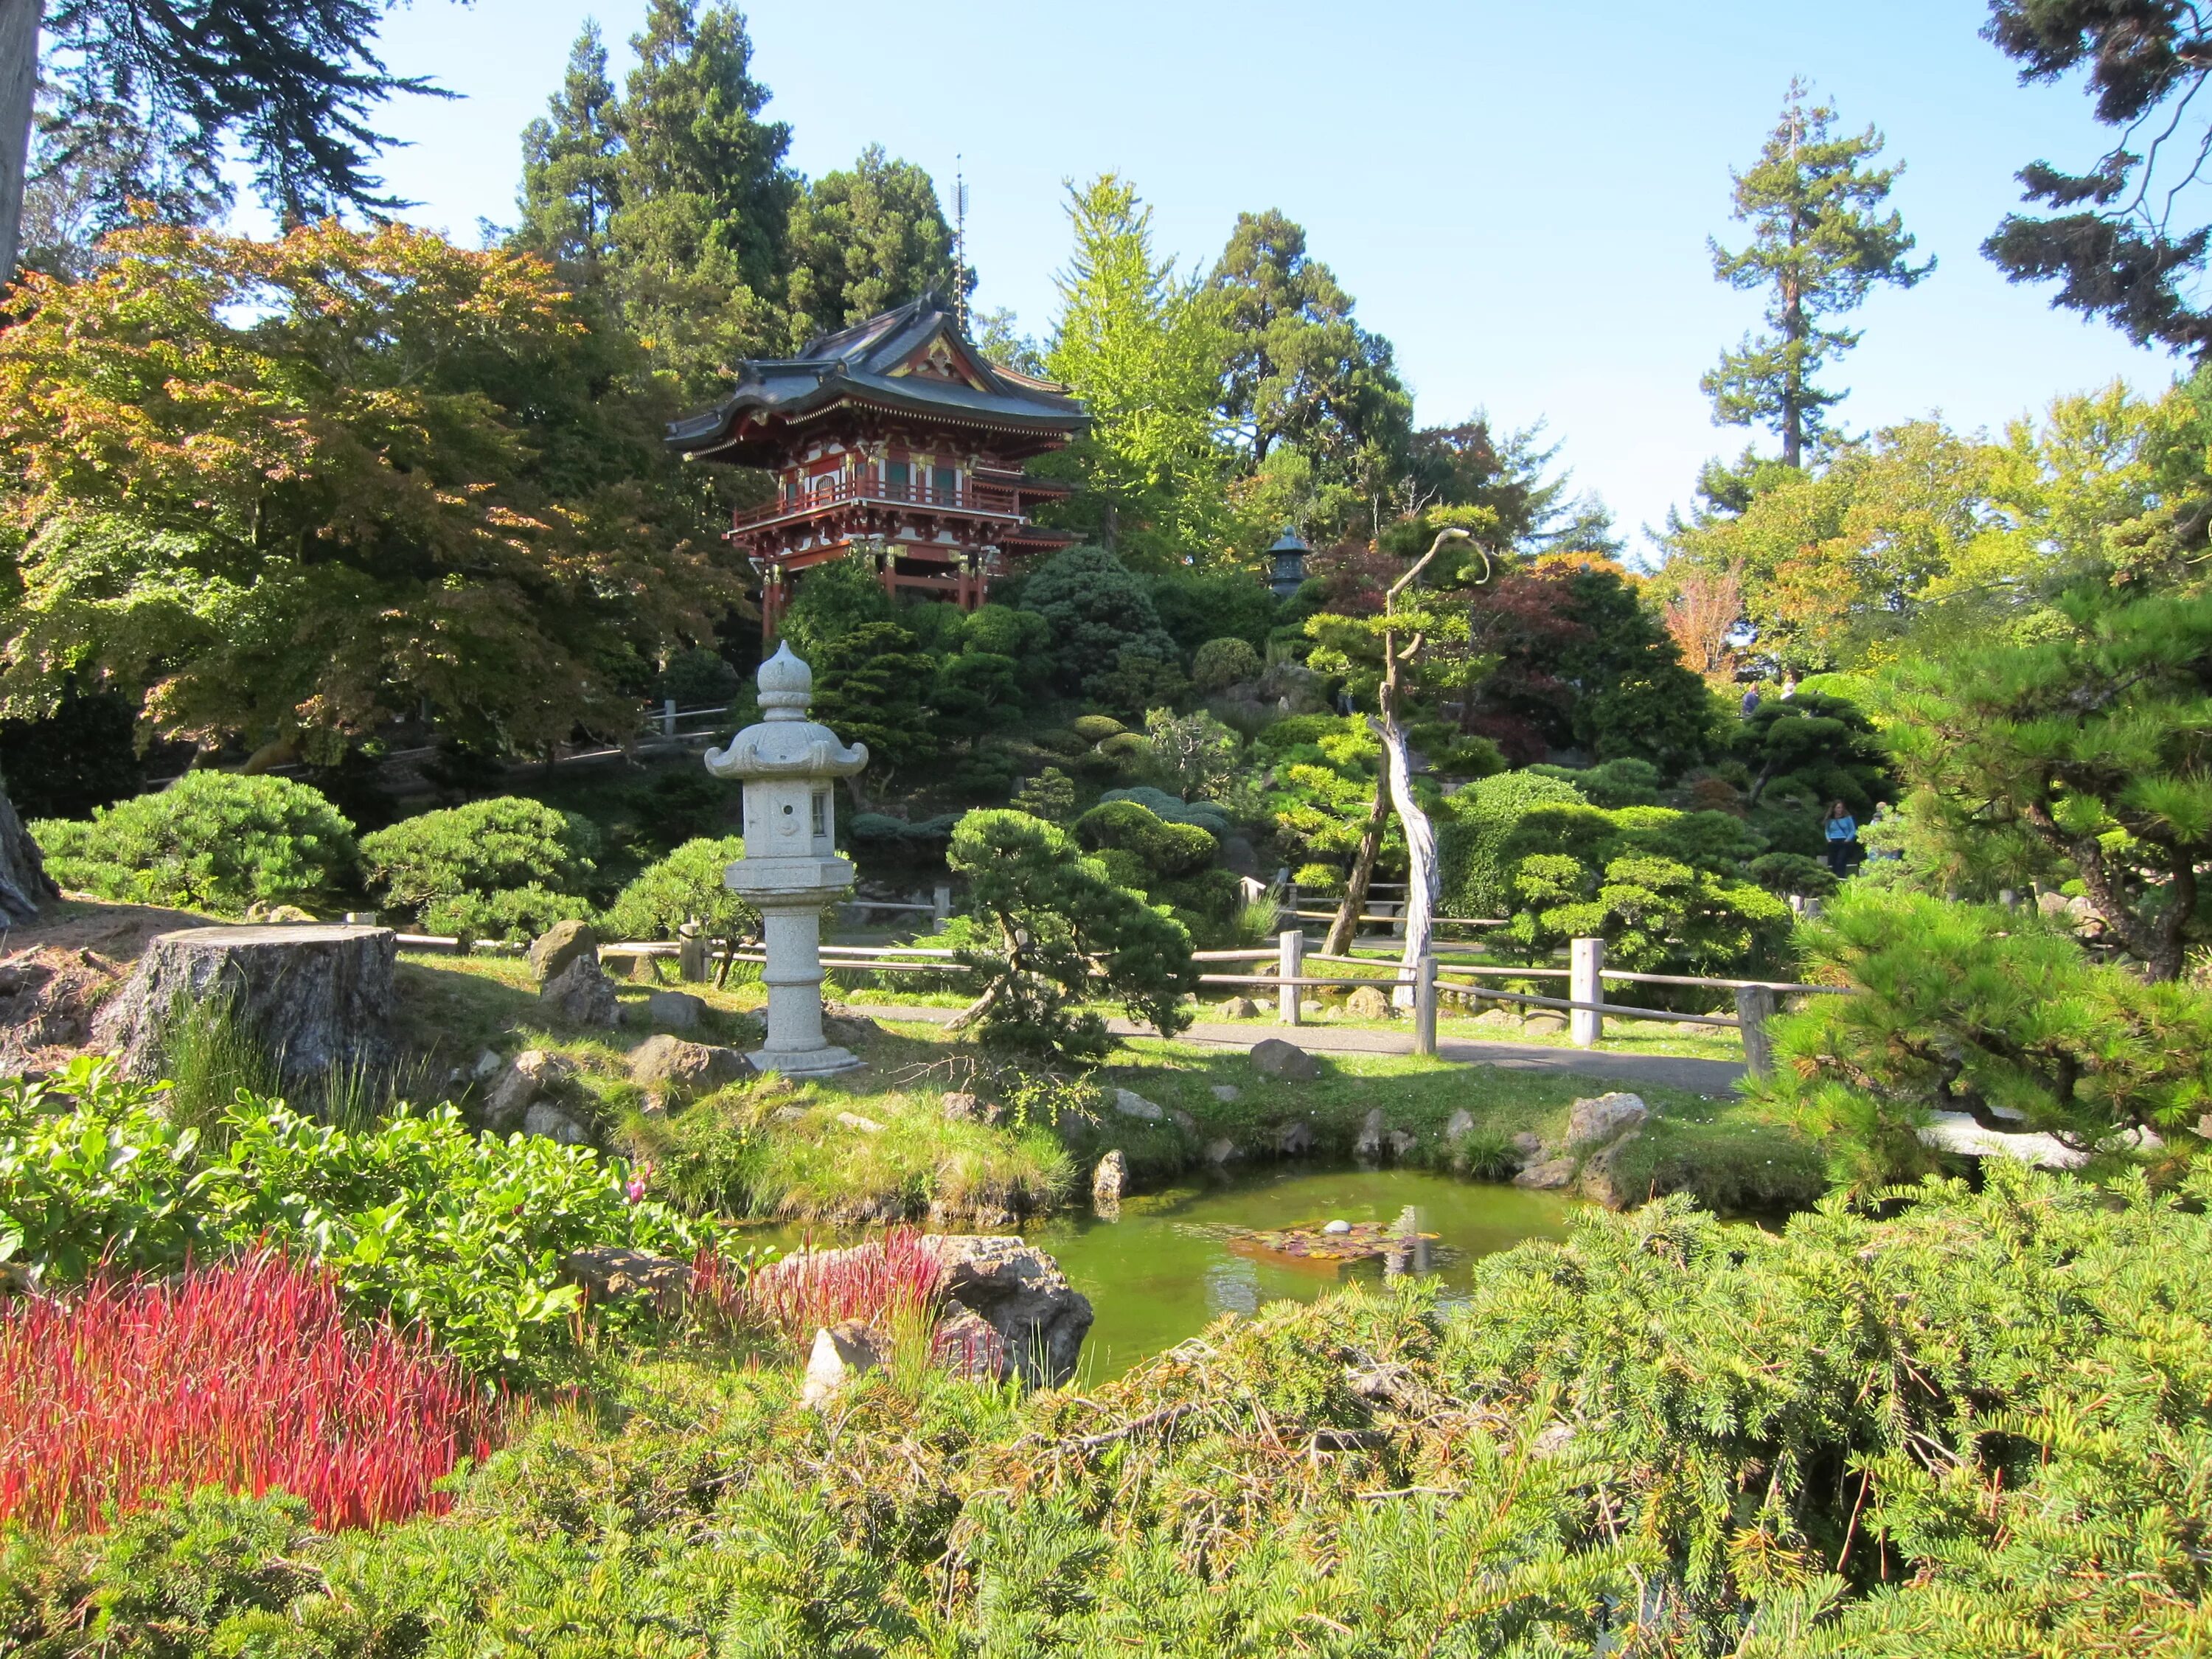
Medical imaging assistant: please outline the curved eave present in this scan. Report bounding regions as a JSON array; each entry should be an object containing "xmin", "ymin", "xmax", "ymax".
[{"xmin": 669, "ymin": 373, "xmax": 1087, "ymax": 464}]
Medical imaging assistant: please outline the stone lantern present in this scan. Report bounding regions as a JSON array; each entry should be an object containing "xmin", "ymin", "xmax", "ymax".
[
  {"xmin": 705, "ymin": 643, "xmax": 869, "ymax": 1075},
  {"xmin": 1266, "ymin": 525, "xmax": 1311, "ymax": 599}
]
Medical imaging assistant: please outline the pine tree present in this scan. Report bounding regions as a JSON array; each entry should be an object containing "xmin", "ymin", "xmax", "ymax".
[
  {"xmin": 1210, "ymin": 209, "xmax": 1410, "ymax": 475},
  {"xmin": 785, "ymin": 145, "xmax": 960, "ymax": 346},
  {"xmin": 515, "ymin": 21, "xmax": 622, "ymax": 270},
  {"xmin": 1703, "ymin": 80, "xmax": 1931, "ymax": 467},
  {"xmin": 605, "ymin": 0, "xmax": 794, "ymax": 392}
]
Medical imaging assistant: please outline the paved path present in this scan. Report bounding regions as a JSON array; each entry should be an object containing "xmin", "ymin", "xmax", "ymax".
[{"xmin": 860, "ymin": 1006, "xmax": 1746, "ymax": 1096}]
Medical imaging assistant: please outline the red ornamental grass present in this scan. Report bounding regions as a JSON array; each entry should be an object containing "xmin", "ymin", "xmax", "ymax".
[
  {"xmin": 742, "ymin": 1228, "xmax": 947, "ymax": 1344},
  {"xmin": 0, "ymin": 1254, "xmax": 496, "ymax": 1534}
]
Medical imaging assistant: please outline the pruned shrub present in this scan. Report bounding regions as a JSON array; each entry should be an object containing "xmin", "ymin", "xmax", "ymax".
[
  {"xmin": 1071, "ymin": 714, "xmax": 1127, "ymax": 745},
  {"xmin": 601, "ymin": 836, "xmax": 755, "ymax": 942},
  {"xmin": 32, "ymin": 771, "xmax": 358, "ymax": 914},
  {"xmin": 1075, "ymin": 800, "xmax": 1214, "ymax": 877},
  {"xmin": 358, "ymin": 796, "xmax": 598, "ymax": 922},
  {"xmin": 422, "ymin": 884, "xmax": 597, "ymax": 944},
  {"xmin": 1190, "ymin": 636, "xmax": 1262, "ymax": 692}
]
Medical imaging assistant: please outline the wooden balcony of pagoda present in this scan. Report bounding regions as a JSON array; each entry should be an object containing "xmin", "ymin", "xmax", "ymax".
[{"xmin": 728, "ymin": 475, "xmax": 1027, "ymax": 536}]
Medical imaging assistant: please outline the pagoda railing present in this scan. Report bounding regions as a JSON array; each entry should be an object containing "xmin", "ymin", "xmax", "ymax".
[{"xmin": 728, "ymin": 475, "xmax": 1024, "ymax": 534}]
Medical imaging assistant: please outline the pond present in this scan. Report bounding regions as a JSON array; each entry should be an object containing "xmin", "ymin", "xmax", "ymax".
[
  {"xmin": 748, "ymin": 1169, "xmax": 1577, "ymax": 1380},
  {"xmin": 1036, "ymin": 1169, "xmax": 1577, "ymax": 1378}
]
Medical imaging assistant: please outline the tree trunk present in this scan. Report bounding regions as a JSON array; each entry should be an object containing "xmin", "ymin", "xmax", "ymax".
[
  {"xmin": 1372, "ymin": 713, "xmax": 1436, "ymax": 1006},
  {"xmin": 94, "ymin": 924, "xmax": 398, "ymax": 1089},
  {"xmin": 0, "ymin": 773, "xmax": 55, "ymax": 922},
  {"xmin": 1325, "ymin": 770, "xmax": 1390, "ymax": 956},
  {"xmin": 0, "ymin": 0, "xmax": 39, "ymax": 282}
]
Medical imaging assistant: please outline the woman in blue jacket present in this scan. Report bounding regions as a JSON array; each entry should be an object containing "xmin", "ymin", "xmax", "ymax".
[{"xmin": 1823, "ymin": 801, "xmax": 1859, "ymax": 877}]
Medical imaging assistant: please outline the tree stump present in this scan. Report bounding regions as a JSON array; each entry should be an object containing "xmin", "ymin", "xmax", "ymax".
[
  {"xmin": 0, "ymin": 779, "xmax": 56, "ymax": 922},
  {"xmin": 95, "ymin": 925, "xmax": 397, "ymax": 1088}
]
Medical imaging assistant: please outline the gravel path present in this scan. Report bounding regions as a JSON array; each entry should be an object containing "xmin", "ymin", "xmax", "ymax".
[{"xmin": 857, "ymin": 1005, "xmax": 1747, "ymax": 1096}]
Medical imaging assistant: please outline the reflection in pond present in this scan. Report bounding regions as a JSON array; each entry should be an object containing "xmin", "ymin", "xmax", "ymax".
[{"xmin": 1031, "ymin": 1167, "xmax": 1576, "ymax": 1380}]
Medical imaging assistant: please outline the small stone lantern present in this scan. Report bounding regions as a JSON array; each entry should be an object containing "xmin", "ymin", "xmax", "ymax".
[
  {"xmin": 1266, "ymin": 525, "xmax": 1311, "ymax": 599},
  {"xmin": 705, "ymin": 643, "xmax": 869, "ymax": 1075}
]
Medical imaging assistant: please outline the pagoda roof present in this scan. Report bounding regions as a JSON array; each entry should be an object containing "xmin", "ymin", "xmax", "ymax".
[{"xmin": 667, "ymin": 291, "xmax": 1088, "ymax": 463}]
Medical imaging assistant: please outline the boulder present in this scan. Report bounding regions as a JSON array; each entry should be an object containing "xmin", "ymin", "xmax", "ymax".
[
  {"xmin": 1577, "ymin": 1129, "xmax": 1644, "ymax": 1208},
  {"xmin": 628, "ymin": 1034, "xmax": 752, "ymax": 1099},
  {"xmin": 1210, "ymin": 1084, "xmax": 1242, "ymax": 1103},
  {"xmin": 562, "ymin": 1245, "xmax": 689, "ymax": 1306},
  {"xmin": 647, "ymin": 990, "xmax": 705, "ymax": 1031},
  {"xmin": 1299, "ymin": 1000, "xmax": 1327, "ymax": 1020},
  {"xmin": 1522, "ymin": 1012, "xmax": 1568, "ymax": 1036},
  {"xmin": 1387, "ymin": 1130, "xmax": 1418, "ymax": 1158},
  {"xmin": 837, "ymin": 1110, "xmax": 886, "ymax": 1134},
  {"xmin": 802, "ymin": 1321, "xmax": 891, "ymax": 1407},
  {"xmin": 1203, "ymin": 1136, "xmax": 1240, "ymax": 1166},
  {"xmin": 1512, "ymin": 1130, "xmax": 1544, "ymax": 1158},
  {"xmin": 1565, "ymin": 1092, "xmax": 1649, "ymax": 1149},
  {"xmin": 1251, "ymin": 1038, "xmax": 1321, "ymax": 1081},
  {"xmin": 1218, "ymin": 996, "xmax": 1260, "ymax": 1018},
  {"xmin": 1445, "ymin": 1108, "xmax": 1476, "ymax": 1143},
  {"xmin": 95, "ymin": 924, "xmax": 397, "ymax": 1092},
  {"xmin": 540, "ymin": 953, "xmax": 619, "ymax": 1026},
  {"xmin": 923, "ymin": 1236, "xmax": 1093, "ymax": 1388},
  {"xmin": 483, "ymin": 1049, "xmax": 577, "ymax": 1133},
  {"xmin": 1346, "ymin": 986, "xmax": 1394, "ymax": 1020},
  {"xmin": 1354, "ymin": 1107, "xmax": 1387, "ymax": 1161},
  {"xmin": 1169, "ymin": 1107, "xmax": 1198, "ymax": 1135},
  {"xmin": 942, "ymin": 1091, "xmax": 1002, "ymax": 1124},
  {"xmin": 1321, "ymin": 1218, "xmax": 1352, "ymax": 1236},
  {"xmin": 523, "ymin": 1102, "xmax": 591, "ymax": 1145},
  {"xmin": 932, "ymin": 1307, "xmax": 1010, "ymax": 1379},
  {"xmin": 1474, "ymin": 1008, "xmax": 1515, "ymax": 1029},
  {"xmin": 1276, "ymin": 1119, "xmax": 1314, "ymax": 1156},
  {"xmin": 263, "ymin": 904, "xmax": 317, "ymax": 924},
  {"xmin": 1092, "ymin": 1149, "xmax": 1127, "ymax": 1209},
  {"xmin": 470, "ymin": 1048, "xmax": 504, "ymax": 1082},
  {"xmin": 823, "ymin": 1012, "xmax": 885, "ymax": 1045},
  {"xmin": 1514, "ymin": 1156, "xmax": 1576, "ymax": 1190},
  {"xmin": 1112, "ymin": 1087, "xmax": 1165, "ymax": 1121},
  {"xmin": 529, "ymin": 919, "xmax": 597, "ymax": 984}
]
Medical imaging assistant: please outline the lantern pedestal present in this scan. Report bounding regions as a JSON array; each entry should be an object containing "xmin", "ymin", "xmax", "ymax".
[
  {"xmin": 706, "ymin": 644, "xmax": 871, "ymax": 1079},
  {"xmin": 742, "ymin": 863, "xmax": 862, "ymax": 1077}
]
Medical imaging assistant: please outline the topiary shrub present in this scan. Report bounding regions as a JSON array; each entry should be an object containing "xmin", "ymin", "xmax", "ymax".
[
  {"xmin": 1017, "ymin": 546, "xmax": 1182, "ymax": 693},
  {"xmin": 1746, "ymin": 851, "xmax": 1837, "ymax": 897},
  {"xmin": 600, "ymin": 836, "xmax": 755, "ymax": 942},
  {"xmin": 32, "ymin": 773, "xmax": 357, "ymax": 914},
  {"xmin": 1096, "ymin": 786, "xmax": 1231, "ymax": 836},
  {"xmin": 422, "ymin": 885, "xmax": 596, "ymax": 944},
  {"xmin": 1070, "ymin": 714, "xmax": 1127, "ymax": 745},
  {"xmin": 1190, "ymin": 636, "xmax": 1262, "ymax": 693},
  {"xmin": 1075, "ymin": 800, "xmax": 1215, "ymax": 878},
  {"xmin": 358, "ymin": 796, "xmax": 598, "ymax": 923},
  {"xmin": 1436, "ymin": 770, "xmax": 1588, "ymax": 919}
]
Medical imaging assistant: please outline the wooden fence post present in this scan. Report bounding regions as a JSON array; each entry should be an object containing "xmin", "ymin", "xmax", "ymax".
[
  {"xmin": 678, "ymin": 922, "xmax": 706, "ymax": 984},
  {"xmin": 1570, "ymin": 936, "xmax": 1604, "ymax": 1050},
  {"xmin": 933, "ymin": 884, "xmax": 952, "ymax": 931},
  {"xmin": 1736, "ymin": 986, "xmax": 1778, "ymax": 1078},
  {"xmin": 1414, "ymin": 953, "xmax": 1439, "ymax": 1057},
  {"xmin": 1277, "ymin": 928, "xmax": 1304, "ymax": 1026}
]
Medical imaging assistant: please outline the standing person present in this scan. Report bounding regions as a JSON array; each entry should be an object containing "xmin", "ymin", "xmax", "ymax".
[
  {"xmin": 1739, "ymin": 684, "xmax": 1761, "ymax": 717},
  {"xmin": 1823, "ymin": 800, "xmax": 1859, "ymax": 877}
]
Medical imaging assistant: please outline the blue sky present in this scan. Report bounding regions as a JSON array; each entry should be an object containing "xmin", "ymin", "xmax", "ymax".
[{"xmin": 337, "ymin": 0, "xmax": 2173, "ymax": 554}]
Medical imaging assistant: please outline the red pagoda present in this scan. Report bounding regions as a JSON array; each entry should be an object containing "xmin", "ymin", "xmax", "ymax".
[{"xmin": 665, "ymin": 291, "xmax": 1089, "ymax": 643}]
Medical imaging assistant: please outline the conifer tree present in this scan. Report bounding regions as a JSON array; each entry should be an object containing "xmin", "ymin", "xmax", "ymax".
[
  {"xmin": 515, "ymin": 21, "xmax": 622, "ymax": 270},
  {"xmin": 604, "ymin": 0, "xmax": 793, "ymax": 392},
  {"xmin": 1703, "ymin": 80, "xmax": 1932, "ymax": 467},
  {"xmin": 785, "ymin": 145, "xmax": 960, "ymax": 346},
  {"xmin": 1209, "ymin": 209, "xmax": 1411, "ymax": 476}
]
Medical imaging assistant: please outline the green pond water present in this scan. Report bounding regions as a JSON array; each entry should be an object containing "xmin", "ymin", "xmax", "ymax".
[{"xmin": 752, "ymin": 1170, "xmax": 1577, "ymax": 1380}]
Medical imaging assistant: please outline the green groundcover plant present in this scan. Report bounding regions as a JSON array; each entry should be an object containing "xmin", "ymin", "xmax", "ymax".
[
  {"xmin": 0, "ymin": 1059, "xmax": 714, "ymax": 1382},
  {"xmin": 1, "ymin": 1165, "xmax": 2206, "ymax": 1652}
]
